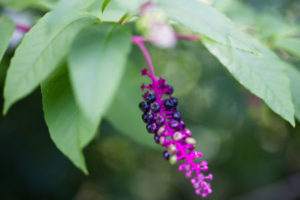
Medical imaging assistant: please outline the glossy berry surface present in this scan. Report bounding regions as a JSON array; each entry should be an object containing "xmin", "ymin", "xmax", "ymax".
[
  {"xmin": 151, "ymin": 102, "xmax": 161, "ymax": 113},
  {"xmin": 146, "ymin": 92, "xmax": 156, "ymax": 103},
  {"xmin": 169, "ymin": 120, "xmax": 180, "ymax": 129},
  {"xmin": 139, "ymin": 101, "xmax": 150, "ymax": 112},
  {"xmin": 164, "ymin": 99, "xmax": 174, "ymax": 109},
  {"xmin": 163, "ymin": 151, "xmax": 170, "ymax": 160},
  {"xmin": 171, "ymin": 97, "xmax": 178, "ymax": 107},
  {"xmin": 173, "ymin": 111, "xmax": 181, "ymax": 120},
  {"xmin": 146, "ymin": 123, "xmax": 158, "ymax": 133},
  {"xmin": 154, "ymin": 135, "xmax": 160, "ymax": 144},
  {"xmin": 142, "ymin": 113, "xmax": 154, "ymax": 124}
]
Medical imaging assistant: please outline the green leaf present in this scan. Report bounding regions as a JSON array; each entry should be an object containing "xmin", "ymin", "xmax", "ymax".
[
  {"xmin": 105, "ymin": 64, "xmax": 159, "ymax": 149},
  {"xmin": 157, "ymin": 0, "xmax": 258, "ymax": 54},
  {"xmin": 202, "ymin": 38, "xmax": 295, "ymax": 126},
  {"xmin": 98, "ymin": 1, "xmax": 128, "ymax": 22},
  {"xmin": 0, "ymin": 0, "xmax": 58, "ymax": 10},
  {"xmin": 3, "ymin": 11, "xmax": 97, "ymax": 114},
  {"xmin": 98, "ymin": 0, "xmax": 143, "ymax": 22},
  {"xmin": 275, "ymin": 37, "xmax": 300, "ymax": 58},
  {"xmin": 286, "ymin": 65, "xmax": 300, "ymax": 122},
  {"xmin": 68, "ymin": 23, "xmax": 131, "ymax": 125},
  {"xmin": 48, "ymin": 0, "xmax": 98, "ymax": 28},
  {"xmin": 0, "ymin": 17, "xmax": 15, "ymax": 62},
  {"xmin": 101, "ymin": 0, "xmax": 111, "ymax": 13},
  {"xmin": 41, "ymin": 66, "xmax": 99, "ymax": 174}
]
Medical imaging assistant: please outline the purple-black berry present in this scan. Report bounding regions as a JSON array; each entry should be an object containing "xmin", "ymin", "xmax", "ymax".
[
  {"xmin": 173, "ymin": 110, "xmax": 181, "ymax": 120},
  {"xmin": 180, "ymin": 120, "xmax": 186, "ymax": 129},
  {"xmin": 142, "ymin": 113, "xmax": 154, "ymax": 124},
  {"xmin": 169, "ymin": 120, "xmax": 180, "ymax": 129},
  {"xmin": 139, "ymin": 101, "xmax": 150, "ymax": 112},
  {"xmin": 164, "ymin": 99, "xmax": 174, "ymax": 109},
  {"xmin": 154, "ymin": 135, "xmax": 160, "ymax": 144},
  {"xmin": 163, "ymin": 151, "xmax": 170, "ymax": 160},
  {"xmin": 171, "ymin": 97, "xmax": 178, "ymax": 107},
  {"xmin": 146, "ymin": 92, "xmax": 156, "ymax": 103},
  {"xmin": 146, "ymin": 123, "xmax": 158, "ymax": 133},
  {"xmin": 151, "ymin": 102, "xmax": 161, "ymax": 113}
]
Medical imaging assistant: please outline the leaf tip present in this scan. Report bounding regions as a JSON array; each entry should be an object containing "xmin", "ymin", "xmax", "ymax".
[
  {"xmin": 2, "ymin": 102, "xmax": 10, "ymax": 116},
  {"xmin": 83, "ymin": 169, "xmax": 89, "ymax": 176},
  {"xmin": 290, "ymin": 118, "xmax": 296, "ymax": 127}
]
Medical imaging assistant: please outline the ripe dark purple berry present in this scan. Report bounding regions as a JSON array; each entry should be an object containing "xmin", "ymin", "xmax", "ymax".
[
  {"xmin": 151, "ymin": 102, "xmax": 161, "ymax": 113},
  {"xmin": 156, "ymin": 116, "xmax": 165, "ymax": 126},
  {"xmin": 169, "ymin": 120, "xmax": 180, "ymax": 129},
  {"xmin": 154, "ymin": 135, "xmax": 160, "ymax": 144},
  {"xmin": 139, "ymin": 101, "xmax": 150, "ymax": 112},
  {"xmin": 171, "ymin": 97, "xmax": 178, "ymax": 107},
  {"xmin": 163, "ymin": 151, "xmax": 170, "ymax": 160},
  {"xmin": 142, "ymin": 113, "xmax": 154, "ymax": 124},
  {"xmin": 164, "ymin": 99, "xmax": 174, "ymax": 110},
  {"xmin": 146, "ymin": 123, "xmax": 158, "ymax": 133},
  {"xmin": 173, "ymin": 111, "xmax": 181, "ymax": 120},
  {"xmin": 146, "ymin": 92, "xmax": 156, "ymax": 103},
  {"xmin": 180, "ymin": 120, "xmax": 186, "ymax": 129}
]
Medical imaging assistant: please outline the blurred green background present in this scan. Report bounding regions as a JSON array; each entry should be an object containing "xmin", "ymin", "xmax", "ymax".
[{"xmin": 1, "ymin": 0, "xmax": 300, "ymax": 199}]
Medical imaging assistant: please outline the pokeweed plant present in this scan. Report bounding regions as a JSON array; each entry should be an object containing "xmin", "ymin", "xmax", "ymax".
[
  {"xmin": 133, "ymin": 36, "xmax": 213, "ymax": 197},
  {"xmin": 0, "ymin": 0, "xmax": 300, "ymax": 197}
]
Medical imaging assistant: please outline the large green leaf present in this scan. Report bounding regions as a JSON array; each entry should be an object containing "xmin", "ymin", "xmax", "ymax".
[
  {"xmin": 3, "ymin": 11, "xmax": 97, "ymax": 114},
  {"xmin": 101, "ymin": 0, "xmax": 111, "ymax": 13},
  {"xmin": 105, "ymin": 64, "xmax": 159, "ymax": 149},
  {"xmin": 41, "ymin": 66, "xmax": 99, "ymax": 174},
  {"xmin": 68, "ymin": 23, "xmax": 131, "ymax": 124},
  {"xmin": 287, "ymin": 65, "xmax": 300, "ymax": 121},
  {"xmin": 0, "ymin": 17, "xmax": 14, "ymax": 62},
  {"xmin": 48, "ymin": 0, "xmax": 98, "ymax": 28},
  {"xmin": 157, "ymin": 0, "xmax": 258, "ymax": 54},
  {"xmin": 0, "ymin": 0, "xmax": 58, "ymax": 10},
  {"xmin": 275, "ymin": 37, "xmax": 300, "ymax": 58},
  {"xmin": 202, "ymin": 38, "xmax": 295, "ymax": 126}
]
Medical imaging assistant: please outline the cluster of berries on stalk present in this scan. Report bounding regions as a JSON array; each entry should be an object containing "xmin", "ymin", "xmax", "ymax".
[{"xmin": 138, "ymin": 68, "xmax": 213, "ymax": 197}]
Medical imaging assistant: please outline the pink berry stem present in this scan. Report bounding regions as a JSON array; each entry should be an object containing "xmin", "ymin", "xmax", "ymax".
[
  {"xmin": 131, "ymin": 36, "xmax": 157, "ymax": 84},
  {"xmin": 131, "ymin": 34, "xmax": 201, "ymax": 83},
  {"xmin": 15, "ymin": 24, "xmax": 31, "ymax": 32}
]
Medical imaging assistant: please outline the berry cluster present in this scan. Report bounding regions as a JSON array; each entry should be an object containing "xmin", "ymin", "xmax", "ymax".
[{"xmin": 139, "ymin": 68, "xmax": 213, "ymax": 197}]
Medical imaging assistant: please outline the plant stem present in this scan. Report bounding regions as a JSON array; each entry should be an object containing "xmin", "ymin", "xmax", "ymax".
[
  {"xmin": 131, "ymin": 34, "xmax": 201, "ymax": 83},
  {"xmin": 131, "ymin": 36, "xmax": 157, "ymax": 83},
  {"xmin": 15, "ymin": 24, "xmax": 31, "ymax": 32}
]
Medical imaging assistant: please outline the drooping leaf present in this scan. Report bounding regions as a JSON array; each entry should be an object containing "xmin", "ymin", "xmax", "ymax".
[
  {"xmin": 286, "ymin": 65, "xmax": 300, "ymax": 121},
  {"xmin": 202, "ymin": 38, "xmax": 295, "ymax": 126},
  {"xmin": 275, "ymin": 37, "xmax": 300, "ymax": 58},
  {"xmin": 105, "ymin": 63, "xmax": 159, "ymax": 149},
  {"xmin": 41, "ymin": 66, "xmax": 99, "ymax": 174},
  {"xmin": 101, "ymin": 0, "xmax": 111, "ymax": 13},
  {"xmin": 98, "ymin": 0, "xmax": 143, "ymax": 22},
  {"xmin": 68, "ymin": 23, "xmax": 131, "ymax": 125},
  {"xmin": 0, "ymin": 17, "xmax": 15, "ymax": 62},
  {"xmin": 3, "ymin": 11, "xmax": 97, "ymax": 114},
  {"xmin": 48, "ymin": 0, "xmax": 97, "ymax": 28},
  {"xmin": 157, "ymin": 0, "xmax": 258, "ymax": 54},
  {"xmin": 0, "ymin": 0, "xmax": 58, "ymax": 10}
]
